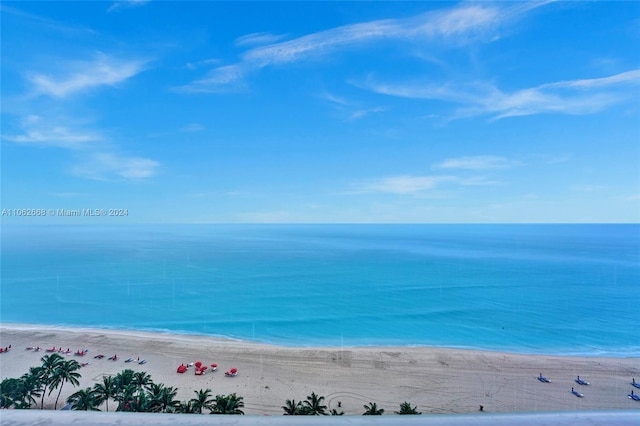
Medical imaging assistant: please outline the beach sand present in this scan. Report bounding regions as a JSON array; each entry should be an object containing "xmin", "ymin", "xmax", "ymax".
[{"xmin": 1, "ymin": 324, "xmax": 638, "ymax": 415}]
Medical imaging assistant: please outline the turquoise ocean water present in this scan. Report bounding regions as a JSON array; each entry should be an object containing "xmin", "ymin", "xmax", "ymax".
[{"xmin": 1, "ymin": 224, "xmax": 638, "ymax": 357}]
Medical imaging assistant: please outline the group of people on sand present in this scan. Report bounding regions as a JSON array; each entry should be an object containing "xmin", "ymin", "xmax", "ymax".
[{"xmin": 0, "ymin": 345, "xmax": 11, "ymax": 353}]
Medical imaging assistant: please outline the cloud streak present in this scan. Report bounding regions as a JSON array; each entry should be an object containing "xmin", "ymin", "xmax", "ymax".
[
  {"xmin": 3, "ymin": 115, "xmax": 102, "ymax": 149},
  {"xmin": 235, "ymin": 32, "xmax": 287, "ymax": 47},
  {"xmin": 363, "ymin": 69, "xmax": 640, "ymax": 119},
  {"xmin": 4, "ymin": 114, "xmax": 159, "ymax": 181},
  {"xmin": 350, "ymin": 154, "xmax": 519, "ymax": 195},
  {"xmin": 180, "ymin": 2, "xmax": 545, "ymax": 93},
  {"xmin": 353, "ymin": 174, "xmax": 496, "ymax": 195},
  {"xmin": 107, "ymin": 0, "xmax": 150, "ymax": 13},
  {"xmin": 435, "ymin": 156, "xmax": 522, "ymax": 170},
  {"xmin": 28, "ymin": 54, "xmax": 147, "ymax": 98},
  {"xmin": 71, "ymin": 152, "xmax": 160, "ymax": 180}
]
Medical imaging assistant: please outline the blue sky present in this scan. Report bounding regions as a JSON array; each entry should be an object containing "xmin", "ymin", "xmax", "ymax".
[{"xmin": 1, "ymin": 1, "xmax": 639, "ymax": 223}]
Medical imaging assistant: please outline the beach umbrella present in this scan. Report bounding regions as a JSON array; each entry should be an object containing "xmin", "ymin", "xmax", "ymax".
[
  {"xmin": 195, "ymin": 361, "xmax": 202, "ymax": 368},
  {"xmin": 211, "ymin": 363, "xmax": 217, "ymax": 368},
  {"xmin": 230, "ymin": 368, "xmax": 237, "ymax": 374}
]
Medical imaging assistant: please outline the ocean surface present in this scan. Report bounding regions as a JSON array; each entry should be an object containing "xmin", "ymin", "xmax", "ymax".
[{"xmin": 1, "ymin": 224, "xmax": 638, "ymax": 357}]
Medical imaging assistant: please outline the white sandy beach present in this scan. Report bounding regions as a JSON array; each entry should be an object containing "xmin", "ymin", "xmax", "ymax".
[{"xmin": 0, "ymin": 324, "xmax": 638, "ymax": 415}]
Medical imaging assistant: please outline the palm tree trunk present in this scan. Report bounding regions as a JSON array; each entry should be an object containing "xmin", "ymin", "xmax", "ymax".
[
  {"xmin": 55, "ymin": 383, "xmax": 64, "ymax": 410},
  {"xmin": 40, "ymin": 384, "xmax": 48, "ymax": 409}
]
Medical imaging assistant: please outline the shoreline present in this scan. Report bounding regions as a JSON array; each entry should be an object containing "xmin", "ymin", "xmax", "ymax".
[
  {"xmin": 1, "ymin": 323, "xmax": 639, "ymax": 415},
  {"xmin": 2, "ymin": 322, "xmax": 636, "ymax": 359}
]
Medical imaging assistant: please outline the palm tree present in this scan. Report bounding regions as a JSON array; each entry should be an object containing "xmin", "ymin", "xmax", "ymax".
[
  {"xmin": 113, "ymin": 369, "xmax": 137, "ymax": 411},
  {"xmin": 282, "ymin": 399, "xmax": 302, "ymax": 415},
  {"xmin": 395, "ymin": 401, "xmax": 421, "ymax": 415},
  {"xmin": 130, "ymin": 389, "xmax": 152, "ymax": 413},
  {"xmin": 115, "ymin": 384, "xmax": 138, "ymax": 412},
  {"xmin": 211, "ymin": 393, "xmax": 244, "ymax": 414},
  {"xmin": 158, "ymin": 385, "xmax": 181, "ymax": 413},
  {"xmin": 303, "ymin": 392, "xmax": 328, "ymax": 415},
  {"xmin": 38, "ymin": 353, "xmax": 64, "ymax": 409},
  {"xmin": 67, "ymin": 387, "xmax": 102, "ymax": 411},
  {"xmin": 114, "ymin": 369, "xmax": 135, "ymax": 389},
  {"xmin": 363, "ymin": 402, "xmax": 384, "ymax": 415},
  {"xmin": 170, "ymin": 400, "xmax": 195, "ymax": 414},
  {"xmin": 0, "ymin": 368, "xmax": 46, "ymax": 409},
  {"xmin": 0, "ymin": 378, "xmax": 28, "ymax": 409},
  {"xmin": 132, "ymin": 371, "xmax": 153, "ymax": 391},
  {"xmin": 190, "ymin": 388, "xmax": 214, "ymax": 414},
  {"xmin": 49, "ymin": 359, "xmax": 82, "ymax": 409},
  {"xmin": 144, "ymin": 383, "xmax": 164, "ymax": 413},
  {"xmin": 20, "ymin": 367, "xmax": 44, "ymax": 408},
  {"xmin": 93, "ymin": 376, "xmax": 116, "ymax": 412}
]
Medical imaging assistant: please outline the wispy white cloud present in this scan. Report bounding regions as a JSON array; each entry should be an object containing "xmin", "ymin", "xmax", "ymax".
[
  {"xmin": 3, "ymin": 115, "xmax": 102, "ymax": 149},
  {"xmin": 4, "ymin": 114, "xmax": 159, "ymax": 181},
  {"xmin": 235, "ymin": 32, "xmax": 287, "ymax": 47},
  {"xmin": 319, "ymin": 91, "xmax": 386, "ymax": 120},
  {"xmin": 363, "ymin": 69, "xmax": 640, "ymax": 119},
  {"xmin": 241, "ymin": 5, "xmax": 502, "ymax": 67},
  {"xmin": 71, "ymin": 152, "xmax": 159, "ymax": 180},
  {"xmin": 320, "ymin": 91, "xmax": 350, "ymax": 106},
  {"xmin": 28, "ymin": 54, "xmax": 147, "ymax": 98},
  {"xmin": 352, "ymin": 174, "xmax": 496, "ymax": 195},
  {"xmin": 349, "ymin": 106, "xmax": 387, "ymax": 120},
  {"xmin": 182, "ymin": 123, "xmax": 205, "ymax": 132},
  {"xmin": 362, "ymin": 175, "xmax": 455, "ymax": 194},
  {"xmin": 180, "ymin": 2, "xmax": 547, "ymax": 93},
  {"xmin": 107, "ymin": 0, "xmax": 150, "ymax": 13},
  {"xmin": 570, "ymin": 184, "xmax": 607, "ymax": 192},
  {"xmin": 539, "ymin": 70, "xmax": 640, "ymax": 90},
  {"xmin": 180, "ymin": 65, "xmax": 246, "ymax": 93},
  {"xmin": 0, "ymin": 4, "xmax": 97, "ymax": 35},
  {"xmin": 435, "ymin": 155, "xmax": 521, "ymax": 170},
  {"xmin": 4, "ymin": 126, "xmax": 101, "ymax": 148},
  {"xmin": 185, "ymin": 58, "xmax": 220, "ymax": 70}
]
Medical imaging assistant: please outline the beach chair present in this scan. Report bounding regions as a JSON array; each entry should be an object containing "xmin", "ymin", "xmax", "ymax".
[
  {"xmin": 575, "ymin": 376, "xmax": 590, "ymax": 386},
  {"xmin": 537, "ymin": 373, "xmax": 550, "ymax": 383}
]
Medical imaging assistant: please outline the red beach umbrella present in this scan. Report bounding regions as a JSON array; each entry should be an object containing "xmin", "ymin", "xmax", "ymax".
[
  {"xmin": 195, "ymin": 361, "xmax": 202, "ymax": 368},
  {"xmin": 211, "ymin": 363, "xmax": 217, "ymax": 368},
  {"xmin": 230, "ymin": 368, "xmax": 237, "ymax": 374}
]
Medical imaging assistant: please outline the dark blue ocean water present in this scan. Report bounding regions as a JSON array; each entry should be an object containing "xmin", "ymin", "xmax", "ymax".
[{"xmin": 1, "ymin": 224, "xmax": 638, "ymax": 356}]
